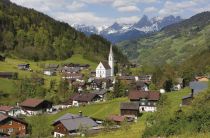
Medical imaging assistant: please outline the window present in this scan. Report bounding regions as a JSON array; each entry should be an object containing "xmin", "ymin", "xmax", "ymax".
[
  {"xmin": 8, "ymin": 128, "xmax": 13, "ymax": 133},
  {"xmin": 8, "ymin": 121, "xmax": 12, "ymax": 125},
  {"xmin": 0, "ymin": 129, "xmax": 3, "ymax": 132},
  {"xmin": 148, "ymin": 102, "xmax": 150, "ymax": 105},
  {"xmin": 141, "ymin": 102, "xmax": 145, "ymax": 105}
]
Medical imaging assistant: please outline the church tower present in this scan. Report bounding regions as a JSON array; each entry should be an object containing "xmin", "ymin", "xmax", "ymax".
[{"xmin": 108, "ymin": 45, "xmax": 114, "ymax": 77}]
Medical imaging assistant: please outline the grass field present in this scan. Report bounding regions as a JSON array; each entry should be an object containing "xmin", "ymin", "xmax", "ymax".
[
  {"xmin": 26, "ymin": 97, "xmax": 128, "ymax": 137},
  {"xmin": 0, "ymin": 54, "xmax": 97, "ymax": 105},
  {"xmin": 91, "ymin": 88, "xmax": 190, "ymax": 138},
  {"xmin": 26, "ymin": 88, "xmax": 191, "ymax": 138}
]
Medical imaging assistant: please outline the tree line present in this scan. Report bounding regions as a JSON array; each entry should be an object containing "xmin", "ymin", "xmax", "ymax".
[{"xmin": 0, "ymin": 0, "xmax": 127, "ymax": 63}]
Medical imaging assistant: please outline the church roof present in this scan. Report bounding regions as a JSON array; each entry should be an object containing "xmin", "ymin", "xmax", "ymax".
[{"xmin": 101, "ymin": 61, "xmax": 111, "ymax": 69}]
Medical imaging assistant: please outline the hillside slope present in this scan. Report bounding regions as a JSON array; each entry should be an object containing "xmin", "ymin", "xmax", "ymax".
[
  {"xmin": 0, "ymin": 0, "xmax": 127, "ymax": 63},
  {"xmin": 117, "ymin": 12, "xmax": 210, "ymax": 70}
]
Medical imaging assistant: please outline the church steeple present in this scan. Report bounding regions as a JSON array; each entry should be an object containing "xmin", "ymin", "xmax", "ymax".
[{"xmin": 108, "ymin": 45, "xmax": 114, "ymax": 77}]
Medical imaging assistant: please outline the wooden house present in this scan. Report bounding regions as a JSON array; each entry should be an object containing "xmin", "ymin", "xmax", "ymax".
[
  {"xmin": 136, "ymin": 81, "xmax": 149, "ymax": 91},
  {"xmin": 52, "ymin": 113, "xmax": 98, "ymax": 137},
  {"xmin": 128, "ymin": 90, "xmax": 160, "ymax": 112},
  {"xmin": 72, "ymin": 93, "xmax": 101, "ymax": 106},
  {"xmin": 19, "ymin": 98, "xmax": 52, "ymax": 115},
  {"xmin": 0, "ymin": 114, "xmax": 28, "ymax": 136},
  {"xmin": 62, "ymin": 73, "xmax": 83, "ymax": 80},
  {"xmin": 120, "ymin": 102, "xmax": 139, "ymax": 117}
]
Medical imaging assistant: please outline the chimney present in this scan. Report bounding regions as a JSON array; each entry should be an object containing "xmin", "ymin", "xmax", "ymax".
[
  {"xmin": 191, "ymin": 89, "xmax": 194, "ymax": 98},
  {"xmin": 79, "ymin": 111, "xmax": 82, "ymax": 117}
]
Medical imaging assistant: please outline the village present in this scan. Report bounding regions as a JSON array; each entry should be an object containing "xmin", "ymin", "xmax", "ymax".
[{"xmin": 0, "ymin": 45, "xmax": 209, "ymax": 138}]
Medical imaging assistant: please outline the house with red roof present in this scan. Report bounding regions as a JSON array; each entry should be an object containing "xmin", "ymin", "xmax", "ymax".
[
  {"xmin": 128, "ymin": 90, "xmax": 160, "ymax": 112},
  {"xmin": 19, "ymin": 98, "xmax": 52, "ymax": 115},
  {"xmin": 0, "ymin": 114, "xmax": 28, "ymax": 137}
]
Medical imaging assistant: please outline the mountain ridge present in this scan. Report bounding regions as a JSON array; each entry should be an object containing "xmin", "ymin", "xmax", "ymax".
[
  {"xmin": 72, "ymin": 15, "xmax": 183, "ymax": 43},
  {"xmin": 117, "ymin": 11, "xmax": 210, "ymax": 74}
]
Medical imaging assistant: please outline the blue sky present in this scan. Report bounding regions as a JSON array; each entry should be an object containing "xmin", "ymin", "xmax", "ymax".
[{"xmin": 11, "ymin": 0, "xmax": 210, "ymax": 27}]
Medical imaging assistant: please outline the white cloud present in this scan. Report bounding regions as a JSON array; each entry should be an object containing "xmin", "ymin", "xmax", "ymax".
[
  {"xmin": 117, "ymin": 6, "xmax": 140, "ymax": 12},
  {"xmin": 191, "ymin": 4, "xmax": 210, "ymax": 13},
  {"xmin": 138, "ymin": 0, "xmax": 158, "ymax": 3},
  {"xmin": 112, "ymin": 0, "xmax": 141, "ymax": 13},
  {"xmin": 55, "ymin": 12, "xmax": 113, "ymax": 27},
  {"xmin": 11, "ymin": 0, "xmax": 86, "ymax": 12},
  {"xmin": 144, "ymin": 7, "xmax": 158, "ymax": 13},
  {"xmin": 116, "ymin": 16, "xmax": 140, "ymax": 24},
  {"xmin": 159, "ymin": 1, "xmax": 197, "ymax": 16},
  {"xmin": 66, "ymin": 1, "xmax": 86, "ymax": 11}
]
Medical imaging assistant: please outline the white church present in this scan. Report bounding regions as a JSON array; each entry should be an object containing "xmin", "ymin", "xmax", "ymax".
[{"xmin": 96, "ymin": 45, "xmax": 114, "ymax": 78}]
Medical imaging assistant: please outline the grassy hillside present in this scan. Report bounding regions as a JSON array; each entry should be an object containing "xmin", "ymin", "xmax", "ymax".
[
  {"xmin": 0, "ymin": 55, "xmax": 97, "ymax": 105},
  {"xmin": 117, "ymin": 12, "xmax": 210, "ymax": 70},
  {"xmin": 143, "ymin": 88, "xmax": 210, "ymax": 138},
  {"xmin": 92, "ymin": 88, "xmax": 190, "ymax": 138},
  {"xmin": 26, "ymin": 97, "xmax": 128, "ymax": 137}
]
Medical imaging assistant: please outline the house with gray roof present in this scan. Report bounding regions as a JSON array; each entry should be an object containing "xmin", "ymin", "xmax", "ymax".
[
  {"xmin": 52, "ymin": 113, "xmax": 98, "ymax": 137},
  {"xmin": 182, "ymin": 81, "xmax": 208, "ymax": 105}
]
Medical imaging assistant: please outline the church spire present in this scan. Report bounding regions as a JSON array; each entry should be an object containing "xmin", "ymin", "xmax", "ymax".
[
  {"xmin": 108, "ymin": 44, "xmax": 114, "ymax": 77},
  {"xmin": 109, "ymin": 44, "xmax": 113, "ymax": 55}
]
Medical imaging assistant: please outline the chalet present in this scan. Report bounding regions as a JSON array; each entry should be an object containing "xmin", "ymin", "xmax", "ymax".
[
  {"xmin": 62, "ymin": 73, "xmax": 83, "ymax": 80},
  {"xmin": 18, "ymin": 64, "xmax": 30, "ymax": 70},
  {"xmin": 136, "ymin": 81, "xmax": 149, "ymax": 91},
  {"xmin": 92, "ymin": 89, "xmax": 107, "ymax": 101},
  {"xmin": 0, "ymin": 114, "xmax": 28, "ymax": 136},
  {"xmin": 71, "ymin": 81, "xmax": 86, "ymax": 92},
  {"xmin": 43, "ymin": 69, "xmax": 56, "ymax": 76},
  {"xmin": 120, "ymin": 102, "xmax": 139, "ymax": 117},
  {"xmin": 0, "ymin": 72, "xmax": 18, "ymax": 79},
  {"xmin": 19, "ymin": 98, "xmax": 52, "ymax": 115},
  {"xmin": 118, "ymin": 76, "xmax": 136, "ymax": 84},
  {"xmin": 63, "ymin": 63, "xmax": 89, "ymax": 70},
  {"xmin": 90, "ymin": 78, "xmax": 112, "ymax": 90},
  {"xmin": 0, "ymin": 106, "xmax": 21, "ymax": 117},
  {"xmin": 0, "ymin": 55, "xmax": 5, "ymax": 61},
  {"xmin": 72, "ymin": 93, "xmax": 101, "ymax": 106},
  {"xmin": 60, "ymin": 66, "xmax": 80, "ymax": 73},
  {"xmin": 52, "ymin": 113, "xmax": 98, "ymax": 137},
  {"xmin": 182, "ymin": 81, "xmax": 208, "ymax": 105},
  {"xmin": 129, "ymin": 90, "xmax": 160, "ymax": 112}
]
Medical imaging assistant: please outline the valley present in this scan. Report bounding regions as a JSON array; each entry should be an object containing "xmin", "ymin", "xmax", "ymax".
[{"xmin": 1, "ymin": 0, "xmax": 210, "ymax": 138}]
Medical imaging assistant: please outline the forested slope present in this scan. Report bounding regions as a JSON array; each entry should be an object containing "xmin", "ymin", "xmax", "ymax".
[{"xmin": 0, "ymin": 0, "xmax": 127, "ymax": 62}]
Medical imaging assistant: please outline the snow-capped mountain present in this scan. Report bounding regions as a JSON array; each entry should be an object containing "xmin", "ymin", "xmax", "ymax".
[
  {"xmin": 71, "ymin": 24, "xmax": 98, "ymax": 35},
  {"xmin": 72, "ymin": 15, "xmax": 183, "ymax": 43}
]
